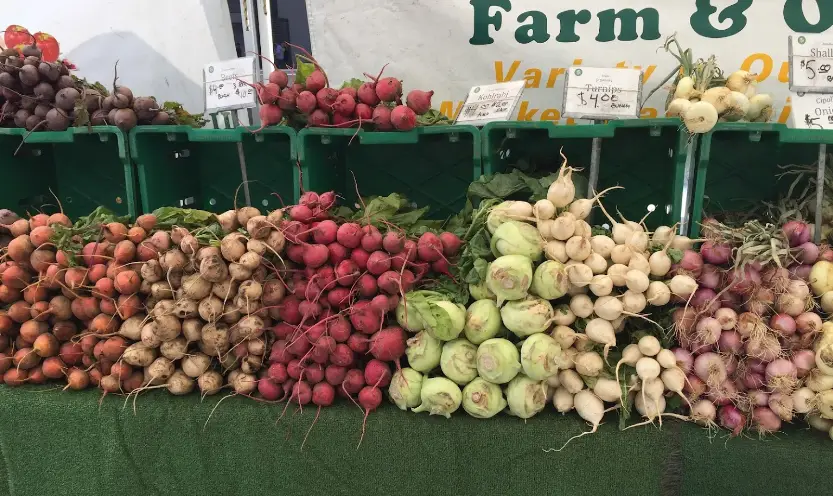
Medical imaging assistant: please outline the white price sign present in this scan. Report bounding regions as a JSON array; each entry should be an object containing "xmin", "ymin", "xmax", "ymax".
[
  {"xmin": 788, "ymin": 93, "xmax": 833, "ymax": 129},
  {"xmin": 789, "ymin": 35, "xmax": 833, "ymax": 94},
  {"xmin": 203, "ymin": 57, "xmax": 257, "ymax": 113},
  {"xmin": 454, "ymin": 81, "xmax": 526, "ymax": 127},
  {"xmin": 562, "ymin": 67, "xmax": 643, "ymax": 120}
]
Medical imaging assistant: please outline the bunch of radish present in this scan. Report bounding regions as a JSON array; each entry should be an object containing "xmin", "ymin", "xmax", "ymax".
[
  {"xmin": 671, "ymin": 219, "xmax": 826, "ymax": 436},
  {"xmin": 249, "ymin": 51, "xmax": 435, "ymax": 132},
  {"xmin": 258, "ymin": 190, "xmax": 463, "ymax": 437}
]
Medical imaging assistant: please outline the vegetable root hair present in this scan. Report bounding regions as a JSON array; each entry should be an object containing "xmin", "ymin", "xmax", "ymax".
[
  {"xmin": 204, "ymin": 392, "xmax": 236, "ymax": 430},
  {"xmin": 543, "ymin": 423, "xmax": 599, "ymax": 452}
]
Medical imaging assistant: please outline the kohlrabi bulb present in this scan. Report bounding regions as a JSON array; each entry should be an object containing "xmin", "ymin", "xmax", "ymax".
[
  {"xmin": 388, "ymin": 368, "xmax": 424, "ymax": 410},
  {"xmin": 469, "ymin": 278, "xmax": 496, "ymax": 301},
  {"xmin": 530, "ymin": 260, "xmax": 569, "ymax": 300},
  {"xmin": 486, "ymin": 254, "xmax": 533, "ymax": 305},
  {"xmin": 412, "ymin": 377, "xmax": 462, "ymax": 418},
  {"xmin": 396, "ymin": 298, "xmax": 426, "ymax": 332},
  {"xmin": 405, "ymin": 331, "xmax": 442, "ymax": 373},
  {"xmin": 505, "ymin": 374, "xmax": 548, "ymax": 419},
  {"xmin": 425, "ymin": 300, "xmax": 466, "ymax": 341},
  {"xmin": 476, "ymin": 338, "xmax": 521, "ymax": 384},
  {"xmin": 520, "ymin": 333, "xmax": 562, "ymax": 380},
  {"xmin": 491, "ymin": 220, "xmax": 543, "ymax": 262},
  {"xmin": 500, "ymin": 296, "xmax": 554, "ymax": 338},
  {"xmin": 462, "ymin": 377, "xmax": 507, "ymax": 418},
  {"xmin": 440, "ymin": 338, "xmax": 478, "ymax": 385},
  {"xmin": 486, "ymin": 201, "xmax": 534, "ymax": 234},
  {"xmin": 464, "ymin": 299, "xmax": 502, "ymax": 345}
]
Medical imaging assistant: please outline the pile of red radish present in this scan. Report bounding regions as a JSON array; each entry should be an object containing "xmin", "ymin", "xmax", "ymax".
[
  {"xmin": 263, "ymin": 190, "xmax": 461, "ymax": 436},
  {"xmin": 672, "ymin": 220, "xmax": 825, "ymax": 436},
  {"xmin": 246, "ymin": 50, "xmax": 435, "ymax": 132}
]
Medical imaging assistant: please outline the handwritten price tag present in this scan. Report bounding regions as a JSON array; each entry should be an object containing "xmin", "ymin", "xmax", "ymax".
[
  {"xmin": 562, "ymin": 67, "xmax": 643, "ymax": 120},
  {"xmin": 789, "ymin": 35, "xmax": 833, "ymax": 94},
  {"xmin": 203, "ymin": 57, "xmax": 257, "ymax": 113},
  {"xmin": 788, "ymin": 93, "xmax": 833, "ymax": 130},
  {"xmin": 454, "ymin": 81, "xmax": 526, "ymax": 127}
]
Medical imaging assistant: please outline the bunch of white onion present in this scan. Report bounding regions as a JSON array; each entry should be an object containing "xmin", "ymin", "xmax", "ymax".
[{"xmin": 667, "ymin": 70, "xmax": 774, "ymax": 134}]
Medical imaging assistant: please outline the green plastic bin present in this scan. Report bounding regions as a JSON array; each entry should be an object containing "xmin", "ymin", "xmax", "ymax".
[
  {"xmin": 690, "ymin": 123, "xmax": 829, "ymax": 238},
  {"xmin": 481, "ymin": 120, "xmax": 691, "ymax": 230},
  {"xmin": 0, "ymin": 126, "xmax": 135, "ymax": 219},
  {"xmin": 297, "ymin": 126, "xmax": 482, "ymax": 218},
  {"xmin": 130, "ymin": 126, "xmax": 297, "ymax": 214}
]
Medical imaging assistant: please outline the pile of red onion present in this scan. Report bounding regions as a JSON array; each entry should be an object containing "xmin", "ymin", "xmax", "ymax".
[{"xmin": 671, "ymin": 220, "xmax": 829, "ymax": 435}]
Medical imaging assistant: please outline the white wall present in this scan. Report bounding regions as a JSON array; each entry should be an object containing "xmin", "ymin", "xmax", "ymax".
[{"xmin": 0, "ymin": 0, "xmax": 237, "ymax": 113}]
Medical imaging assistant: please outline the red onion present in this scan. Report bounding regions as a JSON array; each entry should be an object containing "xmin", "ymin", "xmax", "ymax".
[
  {"xmin": 701, "ymin": 241, "xmax": 732, "ymax": 265},
  {"xmin": 708, "ymin": 380, "xmax": 738, "ymax": 405},
  {"xmin": 741, "ymin": 371, "xmax": 765, "ymax": 389},
  {"xmin": 769, "ymin": 313, "xmax": 796, "ymax": 338},
  {"xmin": 696, "ymin": 264, "xmax": 722, "ymax": 289},
  {"xmin": 690, "ymin": 400, "xmax": 717, "ymax": 426},
  {"xmin": 718, "ymin": 290, "xmax": 742, "ymax": 310},
  {"xmin": 795, "ymin": 312, "xmax": 822, "ymax": 335},
  {"xmin": 694, "ymin": 352, "xmax": 727, "ymax": 385},
  {"xmin": 696, "ymin": 317, "xmax": 722, "ymax": 345},
  {"xmin": 714, "ymin": 307, "xmax": 738, "ymax": 330},
  {"xmin": 768, "ymin": 392, "xmax": 794, "ymax": 422},
  {"xmin": 765, "ymin": 358, "xmax": 797, "ymax": 392},
  {"xmin": 672, "ymin": 347, "xmax": 694, "ymax": 373},
  {"xmin": 717, "ymin": 330, "xmax": 743, "ymax": 354},
  {"xmin": 736, "ymin": 312, "xmax": 761, "ymax": 338},
  {"xmin": 718, "ymin": 405, "xmax": 747, "ymax": 436},
  {"xmin": 795, "ymin": 242, "xmax": 820, "ymax": 264},
  {"xmin": 748, "ymin": 389, "xmax": 769, "ymax": 407},
  {"xmin": 725, "ymin": 355, "xmax": 738, "ymax": 376},
  {"xmin": 691, "ymin": 288, "xmax": 720, "ymax": 315},
  {"xmin": 760, "ymin": 266, "xmax": 789, "ymax": 287},
  {"xmin": 789, "ymin": 264, "xmax": 813, "ymax": 281},
  {"xmin": 684, "ymin": 374, "xmax": 706, "ymax": 400},
  {"xmin": 747, "ymin": 359, "xmax": 767, "ymax": 375},
  {"xmin": 820, "ymin": 246, "xmax": 833, "ymax": 262},
  {"xmin": 673, "ymin": 250, "xmax": 704, "ymax": 277},
  {"xmin": 783, "ymin": 220, "xmax": 810, "ymax": 248},
  {"xmin": 752, "ymin": 406, "xmax": 782, "ymax": 433},
  {"xmin": 791, "ymin": 349, "xmax": 815, "ymax": 378},
  {"xmin": 728, "ymin": 266, "xmax": 761, "ymax": 295},
  {"xmin": 746, "ymin": 334, "xmax": 781, "ymax": 362},
  {"xmin": 672, "ymin": 307, "xmax": 697, "ymax": 333}
]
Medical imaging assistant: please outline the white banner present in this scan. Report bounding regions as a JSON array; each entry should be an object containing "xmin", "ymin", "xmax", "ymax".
[{"xmin": 305, "ymin": 0, "xmax": 833, "ymax": 125}]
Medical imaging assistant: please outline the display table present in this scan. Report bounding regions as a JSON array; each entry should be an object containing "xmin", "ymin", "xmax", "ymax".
[{"xmin": 0, "ymin": 387, "xmax": 829, "ymax": 495}]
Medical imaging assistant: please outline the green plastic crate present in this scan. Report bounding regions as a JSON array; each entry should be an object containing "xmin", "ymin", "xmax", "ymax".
[
  {"xmin": 481, "ymin": 120, "xmax": 691, "ymax": 230},
  {"xmin": 130, "ymin": 126, "xmax": 297, "ymax": 214},
  {"xmin": 690, "ymin": 123, "xmax": 829, "ymax": 238},
  {"xmin": 0, "ymin": 127, "xmax": 135, "ymax": 219},
  {"xmin": 297, "ymin": 126, "xmax": 481, "ymax": 218}
]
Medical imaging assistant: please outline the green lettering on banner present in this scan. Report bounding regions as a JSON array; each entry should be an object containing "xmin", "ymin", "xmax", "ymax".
[
  {"xmin": 595, "ymin": 8, "xmax": 661, "ymax": 42},
  {"xmin": 469, "ymin": 0, "xmax": 512, "ymax": 45},
  {"xmin": 515, "ymin": 11, "xmax": 550, "ymax": 44},
  {"xmin": 690, "ymin": 0, "xmax": 752, "ymax": 38},
  {"xmin": 784, "ymin": 0, "xmax": 833, "ymax": 33},
  {"xmin": 555, "ymin": 10, "xmax": 591, "ymax": 42}
]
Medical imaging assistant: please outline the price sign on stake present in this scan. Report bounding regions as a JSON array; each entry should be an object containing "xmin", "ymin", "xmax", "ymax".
[
  {"xmin": 789, "ymin": 35, "xmax": 833, "ymax": 94},
  {"xmin": 454, "ymin": 81, "xmax": 526, "ymax": 127},
  {"xmin": 562, "ymin": 67, "xmax": 643, "ymax": 120},
  {"xmin": 203, "ymin": 56, "xmax": 257, "ymax": 113},
  {"xmin": 789, "ymin": 93, "xmax": 833, "ymax": 130}
]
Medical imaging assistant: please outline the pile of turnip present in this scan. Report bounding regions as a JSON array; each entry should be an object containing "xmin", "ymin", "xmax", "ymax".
[
  {"xmin": 246, "ymin": 50, "xmax": 436, "ymax": 132},
  {"xmin": 391, "ymin": 152, "xmax": 695, "ymax": 430},
  {"xmin": 670, "ymin": 219, "xmax": 826, "ymax": 436},
  {"xmin": 657, "ymin": 35, "xmax": 773, "ymax": 134}
]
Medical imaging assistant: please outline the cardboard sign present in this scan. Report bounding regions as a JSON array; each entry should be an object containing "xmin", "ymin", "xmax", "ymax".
[
  {"xmin": 562, "ymin": 67, "xmax": 643, "ymax": 120},
  {"xmin": 203, "ymin": 57, "xmax": 257, "ymax": 113},
  {"xmin": 454, "ymin": 81, "xmax": 526, "ymax": 126}
]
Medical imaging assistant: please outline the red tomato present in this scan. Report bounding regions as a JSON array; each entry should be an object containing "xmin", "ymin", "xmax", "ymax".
[
  {"xmin": 4, "ymin": 25, "xmax": 31, "ymax": 50},
  {"xmin": 34, "ymin": 32, "xmax": 59, "ymax": 62}
]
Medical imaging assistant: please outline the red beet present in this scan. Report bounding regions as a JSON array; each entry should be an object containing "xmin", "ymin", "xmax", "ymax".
[
  {"xmin": 316, "ymin": 88, "xmax": 339, "ymax": 111},
  {"xmin": 376, "ymin": 77, "xmax": 402, "ymax": 102},
  {"xmin": 296, "ymin": 90, "xmax": 317, "ymax": 114},
  {"xmin": 278, "ymin": 88, "xmax": 298, "ymax": 111},
  {"xmin": 372, "ymin": 106, "xmax": 393, "ymax": 131},
  {"xmin": 305, "ymin": 70, "xmax": 327, "ymax": 93},
  {"xmin": 308, "ymin": 109, "xmax": 329, "ymax": 127},
  {"xmin": 333, "ymin": 93, "xmax": 356, "ymax": 115},
  {"xmin": 339, "ymin": 87, "xmax": 358, "ymax": 99},
  {"xmin": 270, "ymin": 69, "xmax": 289, "ymax": 88},
  {"xmin": 391, "ymin": 105, "xmax": 416, "ymax": 131},
  {"xmin": 406, "ymin": 89, "xmax": 434, "ymax": 115},
  {"xmin": 358, "ymin": 82, "xmax": 380, "ymax": 106},
  {"xmin": 250, "ymin": 104, "xmax": 283, "ymax": 133},
  {"xmin": 354, "ymin": 103, "xmax": 373, "ymax": 122}
]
